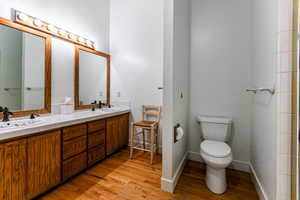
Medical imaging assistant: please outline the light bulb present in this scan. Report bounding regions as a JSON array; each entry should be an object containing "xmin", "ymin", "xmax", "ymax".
[
  {"xmin": 58, "ymin": 29, "xmax": 67, "ymax": 36},
  {"xmin": 68, "ymin": 33, "xmax": 76, "ymax": 40},
  {"xmin": 47, "ymin": 24, "xmax": 56, "ymax": 32},
  {"xmin": 18, "ymin": 13, "xmax": 28, "ymax": 21},
  {"xmin": 86, "ymin": 40, "xmax": 92, "ymax": 47},
  {"xmin": 78, "ymin": 37, "xmax": 85, "ymax": 43},
  {"xmin": 33, "ymin": 19, "xmax": 43, "ymax": 27},
  {"xmin": 90, "ymin": 42, "xmax": 95, "ymax": 48}
]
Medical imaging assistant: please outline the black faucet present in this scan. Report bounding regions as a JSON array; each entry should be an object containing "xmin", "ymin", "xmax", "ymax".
[
  {"xmin": 30, "ymin": 113, "xmax": 40, "ymax": 119},
  {"xmin": 98, "ymin": 101, "xmax": 105, "ymax": 109},
  {"xmin": 0, "ymin": 107, "xmax": 13, "ymax": 122},
  {"xmin": 91, "ymin": 101, "xmax": 97, "ymax": 111}
]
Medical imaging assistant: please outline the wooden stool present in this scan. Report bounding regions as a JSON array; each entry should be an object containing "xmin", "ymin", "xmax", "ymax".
[{"xmin": 129, "ymin": 105, "xmax": 161, "ymax": 164}]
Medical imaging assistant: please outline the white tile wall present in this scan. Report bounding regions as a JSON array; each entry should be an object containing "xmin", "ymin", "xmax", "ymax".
[
  {"xmin": 279, "ymin": 0, "xmax": 294, "ymax": 31},
  {"xmin": 277, "ymin": 0, "xmax": 295, "ymax": 199}
]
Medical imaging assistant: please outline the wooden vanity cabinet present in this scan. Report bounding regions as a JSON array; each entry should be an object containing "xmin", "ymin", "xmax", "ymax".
[
  {"xmin": 62, "ymin": 124, "xmax": 87, "ymax": 181},
  {"xmin": 62, "ymin": 151, "xmax": 87, "ymax": 181},
  {"xmin": 87, "ymin": 119, "xmax": 106, "ymax": 166},
  {"xmin": 106, "ymin": 114, "xmax": 129, "ymax": 155},
  {"xmin": 0, "ymin": 112, "xmax": 129, "ymax": 199},
  {"xmin": 106, "ymin": 116, "xmax": 120, "ymax": 155},
  {"xmin": 27, "ymin": 130, "xmax": 61, "ymax": 199},
  {"xmin": 0, "ymin": 139, "xmax": 27, "ymax": 200},
  {"xmin": 119, "ymin": 114, "xmax": 129, "ymax": 148}
]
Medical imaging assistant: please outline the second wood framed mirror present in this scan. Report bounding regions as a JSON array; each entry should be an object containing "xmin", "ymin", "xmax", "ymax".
[{"xmin": 74, "ymin": 45, "xmax": 110, "ymax": 110}]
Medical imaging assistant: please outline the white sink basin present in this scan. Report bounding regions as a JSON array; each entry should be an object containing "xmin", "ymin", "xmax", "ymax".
[
  {"xmin": 98, "ymin": 107, "xmax": 120, "ymax": 113},
  {"xmin": 0, "ymin": 119, "xmax": 45, "ymax": 130}
]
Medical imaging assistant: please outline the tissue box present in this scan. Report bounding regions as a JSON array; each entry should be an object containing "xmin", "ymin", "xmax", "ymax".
[{"xmin": 60, "ymin": 104, "xmax": 74, "ymax": 114}]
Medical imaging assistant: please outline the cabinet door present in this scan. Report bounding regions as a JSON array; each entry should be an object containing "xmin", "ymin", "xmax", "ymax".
[
  {"xmin": 0, "ymin": 140, "xmax": 27, "ymax": 200},
  {"xmin": 119, "ymin": 114, "xmax": 129, "ymax": 148},
  {"xmin": 106, "ymin": 117, "xmax": 119, "ymax": 155},
  {"xmin": 27, "ymin": 130, "xmax": 61, "ymax": 199}
]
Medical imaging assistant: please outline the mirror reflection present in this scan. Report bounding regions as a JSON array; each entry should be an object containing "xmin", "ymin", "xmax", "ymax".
[
  {"xmin": 0, "ymin": 25, "xmax": 45, "ymax": 112},
  {"xmin": 79, "ymin": 49, "xmax": 107, "ymax": 105}
]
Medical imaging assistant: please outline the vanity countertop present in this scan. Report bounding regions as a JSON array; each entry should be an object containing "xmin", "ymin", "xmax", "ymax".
[{"xmin": 0, "ymin": 105, "xmax": 130, "ymax": 142}]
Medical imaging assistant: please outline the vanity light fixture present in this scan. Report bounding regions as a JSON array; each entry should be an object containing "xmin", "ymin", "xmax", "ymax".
[
  {"xmin": 68, "ymin": 33, "xmax": 77, "ymax": 40},
  {"xmin": 58, "ymin": 29, "xmax": 67, "ymax": 36},
  {"xmin": 33, "ymin": 19, "xmax": 43, "ymax": 27},
  {"xmin": 17, "ymin": 13, "xmax": 28, "ymax": 21},
  {"xmin": 86, "ymin": 40, "xmax": 93, "ymax": 48},
  {"xmin": 78, "ymin": 37, "xmax": 85, "ymax": 43},
  {"xmin": 13, "ymin": 9, "xmax": 95, "ymax": 49},
  {"xmin": 47, "ymin": 24, "xmax": 56, "ymax": 32}
]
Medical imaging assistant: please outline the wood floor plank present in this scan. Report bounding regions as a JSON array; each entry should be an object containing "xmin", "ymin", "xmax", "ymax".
[{"xmin": 39, "ymin": 149, "xmax": 258, "ymax": 200}]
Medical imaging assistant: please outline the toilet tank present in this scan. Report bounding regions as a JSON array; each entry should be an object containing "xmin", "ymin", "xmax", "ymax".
[{"xmin": 197, "ymin": 116, "xmax": 233, "ymax": 142}]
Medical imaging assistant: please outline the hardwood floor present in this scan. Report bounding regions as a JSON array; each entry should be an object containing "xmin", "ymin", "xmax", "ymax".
[{"xmin": 39, "ymin": 149, "xmax": 258, "ymax": 200}]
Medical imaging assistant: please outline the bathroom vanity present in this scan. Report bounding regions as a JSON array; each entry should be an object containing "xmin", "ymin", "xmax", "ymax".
[
  {"xmin": 0, "ymin": 15, "xmax": 126, "ymax": 200},
  {"xmin": 0, "ymin": 106, "xmax": 130, "ymax": 199}
]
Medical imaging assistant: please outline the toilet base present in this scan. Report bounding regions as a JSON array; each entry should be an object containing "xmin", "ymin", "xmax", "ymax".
[{"xmin": 206, "ymin": 165, "xmax": 227, "ymax": 194}]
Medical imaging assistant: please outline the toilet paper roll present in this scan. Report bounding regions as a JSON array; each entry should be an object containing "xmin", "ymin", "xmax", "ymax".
[{"xmin": 176, "ymin": 126, "xmax": 184, "ymax": 141}]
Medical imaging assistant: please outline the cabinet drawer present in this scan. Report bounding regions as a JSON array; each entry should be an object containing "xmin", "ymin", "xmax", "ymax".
[
  {"xmin": 88, "ymin": 145, "xmax": 105, "ymax": 166},
  {"xmin": 63, "ymin": 124, "xmax": 87, "ymax": 141},
  {"xmin": 88, "ymin": 120, "xmax": 106, "ymax": 133},
  {"xmin": 63, "ymin": 135, "xmax": 87, "ymax": 160},
  {"xmin": 63, "ymin": 152, "xmax": 87, "ymax": 181},
  {"xmin": 88, "ymin": 130, "xmax": 105, "ymax": 149}
]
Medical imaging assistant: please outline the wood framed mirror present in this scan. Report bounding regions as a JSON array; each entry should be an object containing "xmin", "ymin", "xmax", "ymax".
[
  {"xmin": 0, "ymin": 17, "xmax": 51, "ymax": 118},
  {"xmin": 74, "ymin": 45, "xmax": 110, "ymax": 110}
]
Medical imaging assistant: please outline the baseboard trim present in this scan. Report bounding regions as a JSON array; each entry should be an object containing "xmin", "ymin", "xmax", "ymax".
[
  {"xmin": 249, "ymin": 163, "xmax": 268, "ymax": 200},
  {"xmin": 173, "ymin": 151, "xmax": 188, "ymax": 189},
  {"xmin": 188, "ymin": 151, "xmax": 250, "ymax": 173},
  {"xmin": 188, "ymin": 151, "xmax": 203, "ymax": 162},
  {"xmin": 161, "ymin": 151, "xmax": 188, "ymax": 193}
]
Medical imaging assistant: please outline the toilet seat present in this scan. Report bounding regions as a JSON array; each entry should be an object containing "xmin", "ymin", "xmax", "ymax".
[
  {"xmin": 200, "ymin": 140, "xmax": 231, "ymax": 158},
  {"xmin": 200, "ymin": 140, "xmax": 233, "ymax": 169}
]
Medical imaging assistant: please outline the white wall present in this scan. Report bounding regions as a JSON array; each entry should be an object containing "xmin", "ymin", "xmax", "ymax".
[
  {"xmin": 161, "ymin": 0, "xmax": 190, "ymax": 192},
  {"xmin": 0, "ymin": 0, "xmax": 110, "ymax": 107},
  {"xmin": 173, "ymin": 0, "xmax": 190, "ymax": 179},
  {"xmin": 251, "ymin": 0, "xmax": 279, "ymax": 199},
  {"xmin": 276, "ymin": 0, "xmax": 295, "ymax": 199},
  {"xmin": 189, "ymin": 0, "xmax": 252, "ymax": 165},
  {"xmin": 109, "ymin": 0, "xmax": 163, "ymax": 119},
  {"xmin": 161, "ymin": 0, "xmax": 175, "ymax": 190}
]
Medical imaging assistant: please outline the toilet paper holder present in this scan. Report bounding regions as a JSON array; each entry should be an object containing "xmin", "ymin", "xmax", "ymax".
[{"xmin": 174, "ymin": 123, "xmax": 181, "ymax": 143}]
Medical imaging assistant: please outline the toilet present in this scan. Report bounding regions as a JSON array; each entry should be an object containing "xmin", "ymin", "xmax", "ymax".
[{"xmin": 197, "ymin": 115, "xmax": 233, "ymax": 194}]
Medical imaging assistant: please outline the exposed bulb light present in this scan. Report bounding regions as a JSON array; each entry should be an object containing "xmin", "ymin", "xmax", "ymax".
[
  {"xmin": 14, "ymin": 10, "xmax": 95, "ymax": 49},
  {"xmin": 58, "ymin": 29, "xmax": 67, "ymax": 36},
  {"xmin": 33, "ymin": 19, "xmax": 43, "ymax": 27},
  {"xmin": 78, "ymin": 37, "xmax": 85, "ymax": 43},
  {"xmin": 47, "ymin": 24, "xmax": 56, "ymax": 32},
  {"xmin": 17, "ymin": 13, "xmax": 28, "ymax": 21},
  {"xmin": 86, "ymin": 40, "xmax": 92, "ymax": 47},
  {"xmin": 68, "ymin": 33, "xmax": 77, "ymax": 40}
]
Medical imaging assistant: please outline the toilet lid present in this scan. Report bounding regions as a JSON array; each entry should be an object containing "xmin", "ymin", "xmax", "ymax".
[{"xmin": 200, "ymin": 140, "xmax": 231, "ymax": 158}]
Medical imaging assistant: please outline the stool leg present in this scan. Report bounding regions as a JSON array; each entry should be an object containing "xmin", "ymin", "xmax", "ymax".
[
  {"xmin": 150, "ymin": 127, "xmax": 155, "ymax": 164},
  {"xmin": 155, "ymin": 127, "xmax": 159, "ymax": 155},
  {"xmin": 130, "ymin": 123, "xmax": 135, "ymax": 159},
  {"xmin": 142, "ymin": 128, "xmax": 146, "ymax": 151}
]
